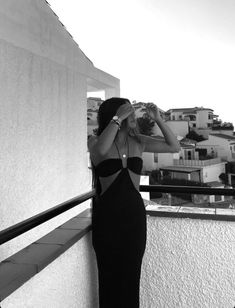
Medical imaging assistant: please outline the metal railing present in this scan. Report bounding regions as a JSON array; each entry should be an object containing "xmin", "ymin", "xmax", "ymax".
[
  {"xmin": 1, "ymin": 185, "xmax": 235, "ymax": 245},
  {"xmin": 0, "ymin": 190, "xmax": 96, "ymax": 245},
  {"xmin": 139, "ymin": 185, "xmax": 235, "ymax": 196}
]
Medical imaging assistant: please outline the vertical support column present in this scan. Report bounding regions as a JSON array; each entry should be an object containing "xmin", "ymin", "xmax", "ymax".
[{"xmin": 105, "ymin": 87, "xmax": 120, "ymax": 99}]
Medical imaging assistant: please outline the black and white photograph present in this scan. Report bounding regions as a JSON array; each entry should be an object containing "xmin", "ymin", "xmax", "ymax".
[{"xmin": 0, "ymin": 0, "xmax": 235, "ymax": 307}]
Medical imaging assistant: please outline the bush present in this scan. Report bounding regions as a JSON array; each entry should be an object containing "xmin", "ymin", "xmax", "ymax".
[{"xmin": 186, "ymin": 130, "xmax": 206, "ymax": 142}]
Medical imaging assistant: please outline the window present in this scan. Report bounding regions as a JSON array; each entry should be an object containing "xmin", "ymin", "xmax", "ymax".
[
  {"xmin": 215, "ymin": 195, "xmax": 222, "ymax": 202},
  {"xmin": 154, "ymin": 153, "xmax": 158, "ymax": 163}
]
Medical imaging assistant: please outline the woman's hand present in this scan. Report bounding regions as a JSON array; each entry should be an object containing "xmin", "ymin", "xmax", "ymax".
[
  {"xmin": 145, "ymin": 103, "xmax": 162, "ymax": 122},
  {"xmin": 116, "ymin": 103, "xmax": 135, "ymax": 122}
]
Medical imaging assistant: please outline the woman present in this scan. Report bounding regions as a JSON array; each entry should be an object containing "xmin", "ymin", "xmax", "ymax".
[{"xmin": 88, "ymin": 97, "xmax": 180, "ymax": 308}]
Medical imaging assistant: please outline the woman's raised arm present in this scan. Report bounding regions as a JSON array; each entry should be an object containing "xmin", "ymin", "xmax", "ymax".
[
  {"xmin": 88, "ymin": 103, "xmax": 134, "ymax": 161},
  {"xmin": 139, "ymin": 103, "xmax": 180, "ymax": 153}
]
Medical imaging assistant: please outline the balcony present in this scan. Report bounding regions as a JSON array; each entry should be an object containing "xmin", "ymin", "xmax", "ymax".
[
  {"xmin": 1, "ymin": 186, "xmax": 235, "ymax": 307},
  {"xmin": 174, "ymin": 157, "xmax": 221, "ymax": 167}
]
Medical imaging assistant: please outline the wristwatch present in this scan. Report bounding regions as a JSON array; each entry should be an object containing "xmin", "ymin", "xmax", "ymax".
[
  {"xmin": 112, "ymin": 115, "xmax": 120, "ymax": 122},
  {"xmin": 111, "ymin": 115, "xmax": 121, "ymax": 128}
]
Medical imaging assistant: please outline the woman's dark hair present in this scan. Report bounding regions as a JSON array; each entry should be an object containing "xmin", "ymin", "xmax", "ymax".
[{"xmin": 97, "ymin": 97, "xmax": 130, "ymax": 136}]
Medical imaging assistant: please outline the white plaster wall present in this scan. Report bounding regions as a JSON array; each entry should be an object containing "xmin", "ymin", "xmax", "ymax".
[
  {"xmin": 142, "ymin": 152, "xmax": 178, "ymax": 171},
  {"xmin": 202, "ymin": 163, "xmax": 226, "ymax": 183},
  {"xmin": 0, "ymin": 33, "xmax": 91, "ymax": 261},
  {"xmin": 0, "ymin": 1, "xmax": 117, "ymax": 307},
  {"xmin": 158, "ymin": 153, "xmax": 176, "ymax": 168},
  {"xmin": 1, "ymin": 232, "xmax": 99, "ymax": 308},
  {"xmin": 156, "ymin": 121, "xmax": 189, "ymax": 138},
  {"xmin": 197, "ymin": 110, "xmax": 210, "ymax": 128},
  {"xmin": 170, "ymin": 111, "xmax": 182, "ymax": 120},
  {"xmin": 142, "ymin": 152, "xmax": 158, "ymax": 172},
  {"xmin": 0, "ymin": 0, "xmax": 118, "ymax": 262},
  {"xmin": 197, "ymin": 137, "xmax": 231, "ymax": 161},
  {"xmin": 141, "ymin": 216, "xmax": 235, "ymax": 308}
]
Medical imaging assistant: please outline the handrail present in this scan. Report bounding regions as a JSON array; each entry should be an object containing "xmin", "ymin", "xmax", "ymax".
[
  {"xmin": 1, "ymin": 185, "xmax": 234, "ymax": 245},
  {"xmin": 0, "ymin": 189, "xmax": 96, "ymax": 245},
  {"xmin": 140, "ymin": 185, "xmax": 235, "ymax": 196}
]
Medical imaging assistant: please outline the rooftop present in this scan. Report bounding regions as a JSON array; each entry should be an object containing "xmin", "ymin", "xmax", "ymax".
[
  {"xmin": 167, "ymin": 107, "xmax": 214, "ymax": 113},
  {"xmin": 210, "ymin": 133, "xmax": 235, "ymax": 141},
  {"xmin": 160, "ymin": 166, "xmax": 201, "ymax": 173}
]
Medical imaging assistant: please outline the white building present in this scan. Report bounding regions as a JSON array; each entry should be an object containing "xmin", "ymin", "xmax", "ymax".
[
  {"xmin": 155, "ymin": 120, "xmax": 189, "ymax": 139},
  {"xmin": 87, "ymin": 97, "xmax": 103, "ymax": 111},
  {"xmin": 87, "ymin": 97, "xmax": 102, "ymax": 136},
  {"xmin": 166, "ymin": 107, "xmax": 218, "ymax": 139},
  {"xmin": 0, "ymin": 1, "xmax": 119, "ymax": 306},
  {"xmin": 166, "ymin": 107, "xmax": 215, "ymax": 128},
  {"xmin": 197, "ymin": 134, "xmax": 235, "ymax": 162}
]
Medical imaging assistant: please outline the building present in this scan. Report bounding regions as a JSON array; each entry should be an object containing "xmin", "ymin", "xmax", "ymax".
[
  {"xmin": 87, "ymin": 97, "xmax": 102, "ymax": 136},
  {"xmin": 196, "ymin": 133, "xmax": 235, "ymax": 162},
  {"xmin": 166, "ymin": 107, "xmax": 215, "ymax": 128},
  {"xmin": 159, "ymin": 120, "xmax": 189, "ymax": 139},
  {"xmin": 166, "ymin": 107, "xmax": 217, "ymax": 138},
  {"xmin": 0, "ymin": 1, "xmax": 119, "ymax": 306}
]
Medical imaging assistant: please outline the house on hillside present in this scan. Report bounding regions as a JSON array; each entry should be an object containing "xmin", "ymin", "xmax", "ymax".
[
  {"xmin": 196, "ymin": 134, "xmax": 235, "ymax": 162},
  {"xmin": 87, "ymin": 97, "xmax": 103, "ymax": 136},
  {"xmin": 158, "ymin": 120, "xmax": 189, "ymax": 139},
  {"xmin": 142, "ymin": 136, "xmax": 180, "ymax": 172},
  {"xmin": 87, "ymin": 97, "xmax": 103, "ymax": 110},
  {"xmin": 133, "ymin": 102, "xmax": 165, "ymax": 117},
  {"xmin": 211, "ymin": 120, "xmax": 234, "ymax": 136},
  {"xmin": 158, "ymin": 142, "xmax": 226, "ymax": 204},
  {"xmin": 166, "ymin": 107, "xmax": 217, "ymax": 139}
]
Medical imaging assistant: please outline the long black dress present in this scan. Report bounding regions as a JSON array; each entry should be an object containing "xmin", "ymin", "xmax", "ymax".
[{"xmin": 92, "ymin": 155, "xmax": 146, "ymax": 308}]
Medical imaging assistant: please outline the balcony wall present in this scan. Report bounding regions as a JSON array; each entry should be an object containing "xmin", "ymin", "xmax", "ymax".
[
  {"xmin": 1, "ymin": 205, "xmax": 235, "ymax": 307},
  {"xmin": 141, "ymin": 211, "xmax": 235, "ymax": 308},
  {"xmin": 1, "ymin": 232, "xmax": 98, "ymax": 308}
]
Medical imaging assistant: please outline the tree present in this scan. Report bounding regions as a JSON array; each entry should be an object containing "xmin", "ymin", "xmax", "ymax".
[
  {"xmin": 137, "ymin": 114, "xmax": 155, "ymax": 136},
  {"xmin": 186, "ymin": 130, "xmax": 205, "ymax": 142},
  {"xmin": 219, "ymin": 173, "xmax": 228, "ymax": 185}
]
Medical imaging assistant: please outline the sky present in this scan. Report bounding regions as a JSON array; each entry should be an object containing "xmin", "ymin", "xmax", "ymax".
[{"xmin": 48, "ymin": 0, "xmax": 235, "ymax": 125}]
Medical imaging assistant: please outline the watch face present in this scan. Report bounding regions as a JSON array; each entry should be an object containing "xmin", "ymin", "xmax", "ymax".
[{"xmin": 113, "ymin": 116, "xmax": 118, "ymax": 121}]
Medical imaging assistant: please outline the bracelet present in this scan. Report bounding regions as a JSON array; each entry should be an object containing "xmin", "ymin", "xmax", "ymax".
[{"xmin": 111, "ymin": 119, "xmax": 121, "ymax": 129}]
